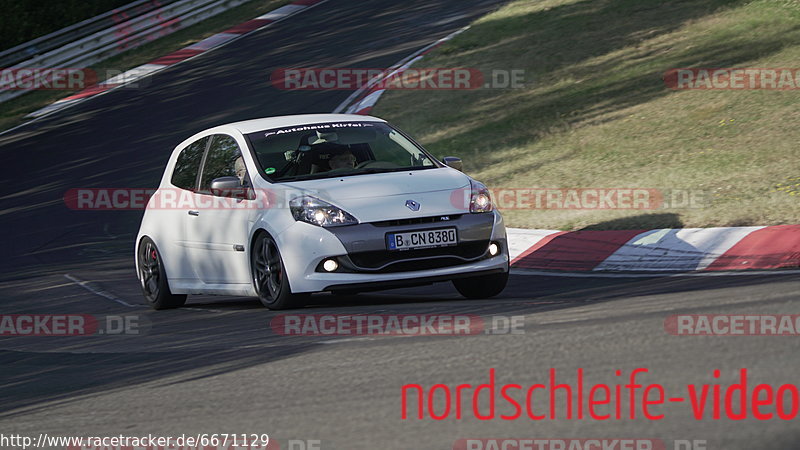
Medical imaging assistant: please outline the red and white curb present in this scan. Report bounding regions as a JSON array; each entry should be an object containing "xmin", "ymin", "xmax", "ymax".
[
  {"xmin": 337, "ymin": 33, "xmax": 800, "ymax": 275},
  {"xmin": 27, "ymin": 0, "xmax": 328, "ymax": 119},
  {"xmin": 333, "ymin": 26, "xmax": 469, "ymax": 115},
  {"xmin": 507, "ymin": 225, "xmax": 800, "ymax": 273}
]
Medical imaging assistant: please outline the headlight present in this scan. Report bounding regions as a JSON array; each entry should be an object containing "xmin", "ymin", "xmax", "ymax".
[
  {"xmin": 290, "ymin": 195, "xmax": 358, "ymax": 227},
  {"xmin": 469, "ymin": 179, "xmax": 493, "ymax": 213}
]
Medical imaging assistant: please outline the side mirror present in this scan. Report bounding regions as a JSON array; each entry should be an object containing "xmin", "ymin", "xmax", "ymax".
[
  {"xmin": 210, "ymin": 176, "xmax": 247, "ymax": 198},
  {"xmin": 443, "ymin": 156, "xmax": 463, "ymax": 172}
]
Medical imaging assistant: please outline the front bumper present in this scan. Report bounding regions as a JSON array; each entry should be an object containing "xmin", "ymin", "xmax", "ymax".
[{"xmin": 277, "ymin": 211, "xmax": 508, "ymax": 293}]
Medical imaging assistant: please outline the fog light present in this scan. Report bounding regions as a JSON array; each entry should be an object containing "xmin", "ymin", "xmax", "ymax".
[
  {"xmin": 488, "ymin": 243, "xmax": 500, "ymax": 256},
  {"xmin": 322, "ymin": 259, "xmax": 339, "ymax": 272}
]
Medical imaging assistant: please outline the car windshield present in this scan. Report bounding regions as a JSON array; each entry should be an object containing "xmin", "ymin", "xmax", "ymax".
[{"xmin": 245, "ymin": 121, "xmax": 438, "ymax": 182}]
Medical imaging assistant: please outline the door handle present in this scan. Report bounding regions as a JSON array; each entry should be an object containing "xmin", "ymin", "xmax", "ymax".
[{"xmin": 188, "ymin": 210, "xmax": 199, "ymax": 216}]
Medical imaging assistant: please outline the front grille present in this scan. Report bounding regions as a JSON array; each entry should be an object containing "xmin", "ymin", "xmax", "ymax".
[
  {"xmin": 346, "ymin": 241, "xmax": 489, "ymax": 273},
  {"xmin": 369, "ymin": 215, "xmax": 462, "ymax": 227}
]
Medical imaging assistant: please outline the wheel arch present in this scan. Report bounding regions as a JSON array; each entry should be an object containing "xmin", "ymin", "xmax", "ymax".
[
  {"xmin": 248, "ymin": 227, "xmax": 274, "ymax": 288},
  {"xmin": 135, "ymin": 234, "xmax": 172, "ymax": 285},
  {"xmin": 134, "ymin": 234, "xmax": 154, "ymax": 281}
]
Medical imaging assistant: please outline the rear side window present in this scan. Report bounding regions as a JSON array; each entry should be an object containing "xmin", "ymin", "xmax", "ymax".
[
  {"xmin": 198, "ymin": 134, "xmax": 246, "ymax": 193},
  {"xmin": 171, "ymin": 137, "xmax": 209, "ymax": 190}
]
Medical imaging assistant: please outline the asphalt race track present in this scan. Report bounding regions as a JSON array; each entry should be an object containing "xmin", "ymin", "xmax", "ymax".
[{"xmin": 1, "ymin": 1, "xmax": 799, "ymax": 449}]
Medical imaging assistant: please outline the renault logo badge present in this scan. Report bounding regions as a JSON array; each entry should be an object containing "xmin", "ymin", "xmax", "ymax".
[{"xmin": 405, "ymin": 200, "xmax": 420, "ymax": 211}]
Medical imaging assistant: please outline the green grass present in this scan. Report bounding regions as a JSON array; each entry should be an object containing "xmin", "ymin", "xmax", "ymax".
[
  {"xmin": 0, "ymin": 0, "xmax": 288, "ymax": 133},
  {"xmin": 374, "ymin": 0, "xmax": 800, "ymax": 230}
]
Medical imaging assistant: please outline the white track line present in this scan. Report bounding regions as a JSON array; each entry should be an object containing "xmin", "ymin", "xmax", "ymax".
[
  {"xmin": 181, "ymin": 306, "xmax": 224, "ymax": 313},
  {"xmin": 317, "ymin": 337, "xmax": 377, "ymax": 344},
  {"xmin": 333, "ymin": 25, "xmax": 470, "ymax": 114},
  {"xmin": 511, "ymin": 268, "xmax": 800, "ymax": 278},
  {"xmin": 65, "ymin": 274, "xmax": 228, "ymax": 311},
  {"xmin": 64, "ymin": 274, "xmax": 137, "ymax": 307}
]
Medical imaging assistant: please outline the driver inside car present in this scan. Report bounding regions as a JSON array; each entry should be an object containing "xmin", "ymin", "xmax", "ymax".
[{"xmin": 328, "ymin": 150, "xmax": 357, "ymax": 170}]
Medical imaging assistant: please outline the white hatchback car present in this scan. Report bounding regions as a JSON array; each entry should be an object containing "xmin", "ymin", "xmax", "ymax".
[{"xmin": 136, "ymin": 114, "xmax": 509, "ymax": 309}]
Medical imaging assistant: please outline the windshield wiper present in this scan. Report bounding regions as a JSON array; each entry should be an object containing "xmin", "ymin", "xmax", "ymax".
[
  {"xmin": 275, "ymin": 166, "xmax": 436, "ymax": 182},
  {"xmin": 357, "ymin": 166, "xmax": 436, "ymax": 174}
]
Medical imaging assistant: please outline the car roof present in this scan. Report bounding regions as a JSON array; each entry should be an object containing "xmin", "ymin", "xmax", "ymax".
[{"xmin": 222, "ymin": 114, "xmax": 387, "ymax": 134}]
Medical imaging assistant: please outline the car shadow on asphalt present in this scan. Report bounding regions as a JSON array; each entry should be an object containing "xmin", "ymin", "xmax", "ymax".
[{"xmin": 2, "ymin": 263, "xmax": 798, "ymax": 418}]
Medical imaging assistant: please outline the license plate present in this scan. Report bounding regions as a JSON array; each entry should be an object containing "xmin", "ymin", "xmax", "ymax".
[{"xmin": 387, "ymin": 228, "xmax": 458, "ymax": 251}]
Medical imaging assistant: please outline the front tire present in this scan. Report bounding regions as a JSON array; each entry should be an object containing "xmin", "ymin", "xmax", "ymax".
[
  {"xmin": 138, "ymin": 237, "xmax": 187, "ymax": 310},
  {"xmin": 453, "ymin": 271, "xmax": 509, "ymax": 299},
  {"xmin": 252, "ymin": 232, "xmax": 309, "ymax": 310}
]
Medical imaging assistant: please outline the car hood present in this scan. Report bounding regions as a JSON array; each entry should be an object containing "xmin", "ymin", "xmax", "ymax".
[{"xmin": 285, "ymin": 168, "xmax": 472, "ymax": 223}]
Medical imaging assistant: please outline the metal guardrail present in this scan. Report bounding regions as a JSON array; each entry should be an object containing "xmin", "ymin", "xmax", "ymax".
[
  {"xmin": 0, "ymin": 0, "xmax": 253, "ymax": 104},
  {"xmin": 0, "ymin": 0, "xmax": 179, "ymax": 68}
]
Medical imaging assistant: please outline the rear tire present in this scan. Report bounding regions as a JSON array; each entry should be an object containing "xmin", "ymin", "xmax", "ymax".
[
  {"xmin": 138, "ymin": 237, "xmax": 187, "ymax": 310},
  {"xmin": 453, "ymin": 271, "xmax": 509, "ymax": 299},
  {"xmin": 252, "ymin": 232, "xmax": 309, "ymax": 310}
]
